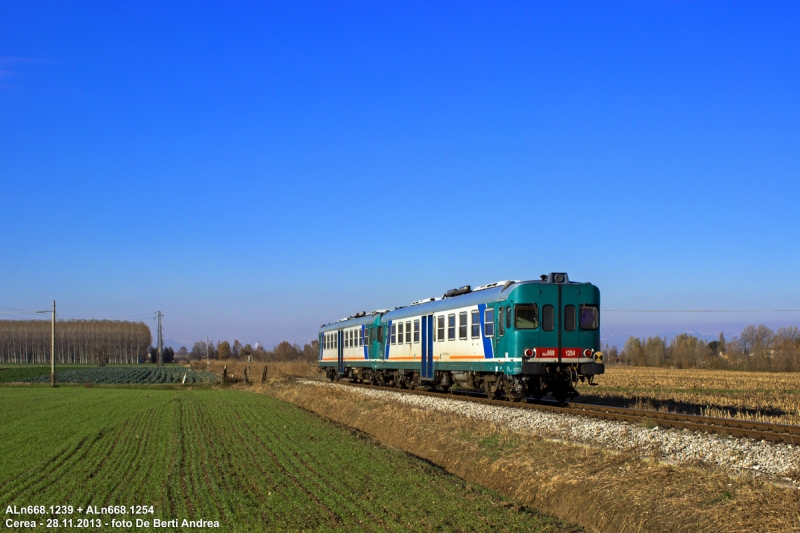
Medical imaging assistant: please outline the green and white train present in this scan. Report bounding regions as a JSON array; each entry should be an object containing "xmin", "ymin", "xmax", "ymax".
[{"xmin": 318, "ymin": 273, "xmax": 603, "ymax": 402}]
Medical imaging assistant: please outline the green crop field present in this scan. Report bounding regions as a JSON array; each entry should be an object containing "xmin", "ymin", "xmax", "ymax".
[
  {"xmin": 20, "ymin": 366, "xmax": 217, "ymax": 385},
  {"xmin": 0, "ymin": 388, "xmax": 579, "ymax": 532}
]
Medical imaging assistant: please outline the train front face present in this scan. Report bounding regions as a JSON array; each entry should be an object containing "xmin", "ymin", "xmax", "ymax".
[{"xmin": 502, "ymin": 273, "xmax": 603, "ymax": 384}]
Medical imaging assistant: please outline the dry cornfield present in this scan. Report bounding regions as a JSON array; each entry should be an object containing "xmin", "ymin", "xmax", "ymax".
[
  {"xmin": 581, "ymin": 366, "xmax": 800, "ymax": 425},
  {"xmin": 190, "ymin": 359, "xmax": 319, "ymax": 381}
]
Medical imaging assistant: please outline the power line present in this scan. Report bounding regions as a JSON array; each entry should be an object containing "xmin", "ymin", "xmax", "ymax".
[
  {"xmin": 605, "ymin": 309, "xmax": 800, "ymax": 313},
  {"xmin": 56, "ymin": 312, "xmax": 157, "ymax": 320}
]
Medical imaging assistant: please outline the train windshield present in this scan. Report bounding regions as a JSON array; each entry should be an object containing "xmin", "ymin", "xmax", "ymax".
[
  {"xmin": 514, "ymin": 305, "xmax": 539, "ymax": 329},
  {"xmin": 579, "ymin": 305, "xmax": 599, "ymax": 330}
]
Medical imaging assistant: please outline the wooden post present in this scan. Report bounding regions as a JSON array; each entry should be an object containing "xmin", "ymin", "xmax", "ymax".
[
  {"xmin": 222, "ymin": 365, "xmax": 227, "ymax": 384},
  {"xmin": 261, "ymin": 365, "xmax": 268, "ymax": 383}
]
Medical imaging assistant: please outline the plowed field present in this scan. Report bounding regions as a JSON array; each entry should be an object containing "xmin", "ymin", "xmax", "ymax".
[{"xmin": 0, "ymin": 388, "xmax": 580, "ymax": 532}]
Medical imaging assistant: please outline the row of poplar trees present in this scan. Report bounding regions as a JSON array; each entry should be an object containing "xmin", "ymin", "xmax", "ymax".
[{"xmin": 0, "ymin": 319, "xmax": 152, "ymax": 364}]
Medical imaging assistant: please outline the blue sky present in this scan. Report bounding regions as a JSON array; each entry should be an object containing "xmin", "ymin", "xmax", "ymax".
[{"xmin": 2, "ymin": 1, "xmax": 799, "ymax": 348}]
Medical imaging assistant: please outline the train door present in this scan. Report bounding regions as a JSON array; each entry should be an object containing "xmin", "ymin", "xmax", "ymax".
[
  {"xmin": 337, "ymin": 330, "xmax": 344, "ymax": 374},
  {"xmin": 538, "ymin": 284, "xmax": 560, "ymax": 362},
  {"xmin": 421, "ymin": 314, "xmax": 434, "ymax": 379},
  {"xmin": 560, "ymin": 285, "xmax": 581, "ymax": 361}
]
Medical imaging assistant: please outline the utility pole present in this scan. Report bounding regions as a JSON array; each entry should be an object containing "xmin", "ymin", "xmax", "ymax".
[
  {"xmin": 50, "ymin": 300, "xmax": 56, "ymax": 387},
  {"xmin": 157, "ymin": 311, "xmax": 163, "ymax": 367},
  {"xmin": 38, "ymin": 301, "xmax": 56, "ymax": 387},
  {"xmin": 206, "ymin": 336, "xmax": 209, "ymax": 366}
]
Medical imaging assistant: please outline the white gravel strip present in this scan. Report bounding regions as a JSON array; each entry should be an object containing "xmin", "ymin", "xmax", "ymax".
[{"xmin": 299, "ymin": 380, "xmax": 800, "ymax": 482}]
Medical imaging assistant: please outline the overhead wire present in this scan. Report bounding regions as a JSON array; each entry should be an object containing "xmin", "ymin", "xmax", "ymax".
[{"xmin": 604, "ymin": 309, "xmax": 800, "ymax": 313}]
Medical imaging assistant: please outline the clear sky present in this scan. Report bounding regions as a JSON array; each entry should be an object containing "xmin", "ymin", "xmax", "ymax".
[{"xmin": 2, "ymin": 1, "xmax": 799, "ymax": 348}]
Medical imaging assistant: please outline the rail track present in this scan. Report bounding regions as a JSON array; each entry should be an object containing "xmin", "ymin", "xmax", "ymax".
[{"xmin": 306, "ymin": 377, "xmax": 800, "ymax": 444}]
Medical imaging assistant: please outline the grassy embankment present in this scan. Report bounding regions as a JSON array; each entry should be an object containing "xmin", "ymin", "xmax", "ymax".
[
  {"xmin": 241, "ymin": 363, "xmax": 800, "ymax": 533},
  {"xmin": 0, "ymin": 387, "xmax": 580, "ymax": 533}
]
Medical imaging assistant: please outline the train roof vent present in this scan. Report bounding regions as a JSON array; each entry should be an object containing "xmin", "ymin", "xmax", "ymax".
[
  {"xmin": 411, "ymin": 297, "xmax": 436, "ymax": 306},
  {"xmin": 473, "ymin": 280, "xmax": 520, "ymax": 292},
  {"xmin": 547, "ymin": 272, "xmax": 569, "ymax": 284},
  {"xmin": 370, "ymin": 309, "xmax": 390, "ymax": 315},
  {"xmin": 443, "ymin": 285, "xmax": 471, "ymax": 298}
]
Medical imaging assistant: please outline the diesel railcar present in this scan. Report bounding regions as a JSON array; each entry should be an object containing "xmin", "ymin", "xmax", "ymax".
[{"xmin": 318, "ymin": 273, "xmax": 603, "ymax": 402}]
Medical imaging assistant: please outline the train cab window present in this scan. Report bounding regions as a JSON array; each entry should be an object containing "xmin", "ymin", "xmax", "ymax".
[
  {"xmin": 413, "ymin": 320, "xmax": 420, "ymax": 343},
  {"xmin": 564, "ymin": 305, "xmax": 576, "ymax": 331},
  {"xmin": 405, "ymin": 321, "xmax": 411, "ymax": 343},
  {"xmin": 458, "ymin": 312, "xmax": 467, "ymax": 339},
  {"xmin": 437, "ymin": 316, "xmax": 445, "ymax": 341},
  {"xmin": 579, "ymin": 305, "xmax": 599, "ymax": 330},
  {"xmin": 484, "ymin": 308, "xmax": 494, "ymax": 337},
  {"xmin": 515, "ymin": 305, "xmax": 539, "ymax": 329},
  {"xmin": 506, "ymin": 306, "xmax": 511, "ymax": 329},
  {"xmin": 397, "ymin": 322, "xmax": 404, "ymax": 345},
  {"xmin": 447, "ymin": 314, "xmax": 456, "ymax": 340},
  {"xmin": 378, "ymin": 326, "xmax": 383, "ymax": 343},
  {"xmin": 498, "ymin": 307, "xmax": 505, "ymax": 336},
  {"xmin": 471, "ymin": 310, "xmax": 480, "ymax": 338},
  {"xmin": 542, "ymin": 305, "xmax": 555, "ymax": 332},
  {"xmin": 391, "ymin": 324, "xmax": 397, "ymax": 344}
]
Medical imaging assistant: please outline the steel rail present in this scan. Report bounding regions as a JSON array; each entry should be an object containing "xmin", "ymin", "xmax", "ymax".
[{"xmin": 311, "ymin": 378, "xmax": 800, "ymax": 444}]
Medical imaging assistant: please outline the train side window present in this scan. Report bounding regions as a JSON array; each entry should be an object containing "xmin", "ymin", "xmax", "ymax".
[
  {"xmin": 391, "ymin": 324, "xmax": 397, "ymax": 344},
  {"xmin": 447, "ymin": 314, "xmax": 456, "ymax": 340},
  {"xmin": 413, "ymin": 320, "xmax": 420, "ymax": 343},
  {"xmin": 506, "ymin": 306, "xmax": 511, "ymax": 328},
  {"xmin": 397, "ymin": 322, "xmax": 404, "ymax": 345},
  {"xmin": 542, "ymin": 305, "xmax": 555, "ymax": 331},
  {"xmin": 405, "ymin": 321, "xmax": 411, "ymax": 343},
  {"xmin": 471, "ymin": 310, "xmax": 480, "ymax": 338},
  {"xmin": 484, "ymin": 308, "xmax": 494, "ymax": 337},
  {"xmin": 334, "ymin": 334, "xmax": 337, "ymax": 349},
  {"xmin": 359, "ymin": 328, "xmax": 364, "ymax": 346},
  {"xmin": 579, "ymin": 305, "xmax": 599, "ymax": 330},
  {"xmin": 498, "ymin": 307, "xmax": 505, "ymax": 336},
  {"xmin": 437, "ymin": 316, "xmax": 445, "ymax": 341},
  {"xmin": 458, "ymin": 312, "xmax": 467, "ymax": 339},
  {"xmin": 565, "ymin": 305, "xmax": 576, "ymax": 331},
  {"xmin": 349, "ymin": 330, "xmax": 353, "ymax": 348}
]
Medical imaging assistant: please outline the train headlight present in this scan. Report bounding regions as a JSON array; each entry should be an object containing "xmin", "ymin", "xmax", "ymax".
[
  {"xmin": 583, "ymin": 348, "xmax": 593, "ymax": 358},
  {"xmin": 524, "ymin": 348, "xmax": 535, "ymax": 358},
  {"xmin": 594, "ymin": 351, "xmax": 604, "ymax": 363}
]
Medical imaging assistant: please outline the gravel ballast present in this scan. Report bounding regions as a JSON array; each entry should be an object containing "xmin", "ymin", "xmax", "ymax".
[{"xmin": 299, "ymin": 380, "xmax": 800, "ymax": 482}]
